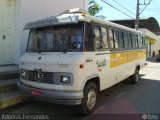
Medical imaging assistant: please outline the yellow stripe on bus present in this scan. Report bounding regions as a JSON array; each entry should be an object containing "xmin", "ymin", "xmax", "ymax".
[{"xmin": 110, "ymin": 50, "xmax": 146, "ymax": 68}]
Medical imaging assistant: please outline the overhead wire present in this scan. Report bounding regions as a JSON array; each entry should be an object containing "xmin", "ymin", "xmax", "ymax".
[
  {"xmin": 110, "ymin": 0, "xmax": 136, "ymax": 16},
  {"xmin": 101, "ymin": 0, "xmax": 136, "ymax": 20},
  {"xmin": 139, "ymin": 0, "xmax": 153, "ymax": 16},
  {"xmin": 100, "ymin": 0, "xmax": 148, "ymax": 28}
]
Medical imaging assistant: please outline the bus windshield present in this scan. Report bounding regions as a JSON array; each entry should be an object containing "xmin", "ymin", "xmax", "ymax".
[{"xmin": 27, "ymin": 23, "xmax": 84, "ymax": 53}]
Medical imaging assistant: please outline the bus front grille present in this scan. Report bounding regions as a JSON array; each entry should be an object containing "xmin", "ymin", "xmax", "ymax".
[{"xmin": 27, "ymin": 70, "xmax": 54, "ymax": 84}]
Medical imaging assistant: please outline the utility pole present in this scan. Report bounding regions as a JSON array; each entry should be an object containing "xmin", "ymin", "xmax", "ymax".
[
  {"xmin": 135, "ymin": 0, "xmax": 152, "ymax": 30},
  {"xmin": 135, "ymin": 0, "xmax": 140, "ymax": 30}
]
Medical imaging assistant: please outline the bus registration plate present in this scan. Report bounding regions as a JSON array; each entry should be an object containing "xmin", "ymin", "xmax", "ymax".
[{"xmin": 31, "ymin": 89, "xmax": 43, "ymax": 96}]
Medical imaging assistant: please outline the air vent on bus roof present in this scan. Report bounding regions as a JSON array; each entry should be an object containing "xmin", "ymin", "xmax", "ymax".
[{"xmin": 60, "ymin": 8, "xmax": 90, "ymax": 15}]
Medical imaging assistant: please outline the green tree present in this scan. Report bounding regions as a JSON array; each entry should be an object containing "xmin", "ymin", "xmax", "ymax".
[{"xmin": 88, "ymin": 0, "xmax": 106, "ymax": 19}]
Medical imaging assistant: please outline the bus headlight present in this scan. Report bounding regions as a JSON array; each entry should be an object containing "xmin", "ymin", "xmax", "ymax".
[
  {"xmin": 61, "ymin": 75, "xmax": 70, "ymax": 83},
  {"xmin": 60, "ymin": 73, "xmax": 73, "ymax": 84},
  {"xmin": 21, "ymin": 69, "xmax": 26, "ymax": 79}
]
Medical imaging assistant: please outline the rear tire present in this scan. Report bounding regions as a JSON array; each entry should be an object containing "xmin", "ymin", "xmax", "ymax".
[
  {"xmin": 79, "ymin": 82, "xmax": 98, "ymax": 115},
  {"xmin": 130, "ymin": 68, "xmax": 140, "ymax": 84}
]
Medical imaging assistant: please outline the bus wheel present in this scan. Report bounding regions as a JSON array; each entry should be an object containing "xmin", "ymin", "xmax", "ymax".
[
  {"xmin": 130, "ymin": 68, "xmax": 140, "ymax": 84},
  {"xmin": 79, "ymin": 82, "xmax": 98, "ymax": 115}
]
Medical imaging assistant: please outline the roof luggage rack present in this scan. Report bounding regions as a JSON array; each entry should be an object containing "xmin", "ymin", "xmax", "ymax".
[{"xmin": 60, "ymin": 8, "xmax": 90, "ymax": 15}]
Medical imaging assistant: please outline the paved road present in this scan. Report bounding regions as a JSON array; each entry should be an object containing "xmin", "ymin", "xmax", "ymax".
[{"xmin": 1, "ymin": 61, "xmax": 160, "ymax": 120}]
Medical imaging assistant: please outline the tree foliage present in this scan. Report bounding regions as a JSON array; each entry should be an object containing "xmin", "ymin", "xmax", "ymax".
[{"xmin": 88, "ymin": 0, "xmax": 106, "ymax": 19}]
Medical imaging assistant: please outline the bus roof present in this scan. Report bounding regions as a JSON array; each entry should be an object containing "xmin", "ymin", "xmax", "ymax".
[{"xmin": 24, "ymin": 8, "xmax": 143, "ymax": 35}]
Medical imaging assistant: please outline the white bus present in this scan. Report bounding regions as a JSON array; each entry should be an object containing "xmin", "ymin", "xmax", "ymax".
[{"xmin": 18, "ymin": 8, "xmax": 146, "ymax": 114}]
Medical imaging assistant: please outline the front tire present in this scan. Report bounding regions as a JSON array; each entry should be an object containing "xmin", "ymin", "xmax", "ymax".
[
  {"xmin": 130, "ymin": 68, "xmax": 140, "ymax": 84},
  {"xmin": 79, "ymin": 82, "xmax": 98, "ymax": 115}
]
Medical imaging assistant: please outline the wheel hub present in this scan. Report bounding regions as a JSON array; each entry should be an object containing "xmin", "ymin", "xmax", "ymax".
[{"xmin": 87, "ymin": 89, "xmax": 96, "ymax": 110}]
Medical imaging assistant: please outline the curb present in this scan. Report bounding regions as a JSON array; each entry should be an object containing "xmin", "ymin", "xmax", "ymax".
[{"xmin": 0, "ymin": 93, "xmax": 25, "ymax": 110}]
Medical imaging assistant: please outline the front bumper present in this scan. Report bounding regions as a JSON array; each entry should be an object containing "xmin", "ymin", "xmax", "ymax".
[{"xmin": 17, "ymin": 82, "xmax": 83, "ymax": 105}]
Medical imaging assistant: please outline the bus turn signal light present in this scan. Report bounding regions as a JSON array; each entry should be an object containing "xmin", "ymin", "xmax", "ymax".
[{"xmin": 79, "ymin": 64, "xmax": 84, "ymax": 68}]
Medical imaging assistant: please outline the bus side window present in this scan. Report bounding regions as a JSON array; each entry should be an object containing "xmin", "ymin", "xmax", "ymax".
[
  {"xmin": 118, "ymin": 31, "xmax": 124, "ymax": 48},
  {"xmin": 124, "ymin": 32, "xmax": 132, "ymax": 49},
  {"xmin": 100, "ymin": 27, "xmax": 108, "ymax": 49},
  {"xmin": 138, "ymin": 36, "xmax": 143, "ymax": 48},
  {"xmin": 109, "ymin": 29, "xmax": 114, "ymax": 48},
  {"xmin": 112, "ymin": 30, "xmax": 124, "ymax": 49},
  {"xmin": 132, "ymin": 34, "xmax": 138, "ymax": 48},
  {"xmin": 132, "ymin": 34, "xmax": 135, "ymax": 48},
  {"xmin": 113, "ymin": 30, "xmax": 119, "ymax": 48},
  {"xmin": 93, "ymin": 25, "xmax": 108, "ymax": 50},
  {"xmin": 135, "ymin": 35, "xmax": 139, "ymax": 48},
  {"xmin": 93, "ymin": 25, "xmax": 101, "ymax": 50},
  {"xmin": 84, "ymin": 23, "xmax": 93, "ymax": 51},
  {"xmin": 124, "ymin": 33, "xmax": 128, "ymax": 48},
  {"xmin": 128, "ymin": 33, "xmax": 132, "ymax": 48},
  {"xmin": 142, "ymin": 37, "xmax": 146, "ymax": 47}
]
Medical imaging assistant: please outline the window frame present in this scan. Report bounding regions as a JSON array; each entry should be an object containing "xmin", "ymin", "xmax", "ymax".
[
  {"xmin": 84, "ymin": 22, "xmax": 94, "ymax": 52},
  {"xmin": 109, "ymin": 28, "xmax": 126, "ymax": 50},
  {"xmin": 26, "ymin": 22, "xmax": 84, "ymax": 53},
  {"xmin": 92, "ymin": 24, "xmax": 109, "ymax": 51}
]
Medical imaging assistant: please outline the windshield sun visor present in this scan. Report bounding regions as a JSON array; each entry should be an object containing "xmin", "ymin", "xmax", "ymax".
[{"xmin": 24, "ymin": 15, "xmax": 79, "ymax": 30}]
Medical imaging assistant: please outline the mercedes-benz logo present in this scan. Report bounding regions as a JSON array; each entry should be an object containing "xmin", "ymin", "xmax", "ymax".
[{"xmin": 35, "ymin": 70, "xmax": 43, "ymax": 81}]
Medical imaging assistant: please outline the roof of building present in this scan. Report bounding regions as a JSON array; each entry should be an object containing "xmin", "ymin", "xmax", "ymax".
[{"xmin": 111, "ymin": 17, "xmax": 160, "ymax": 33}]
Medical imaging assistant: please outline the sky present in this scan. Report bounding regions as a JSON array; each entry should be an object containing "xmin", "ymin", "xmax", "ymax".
[{"xmin": 94, "ymin": 0, "xmax": 160, "ymax": 24}]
